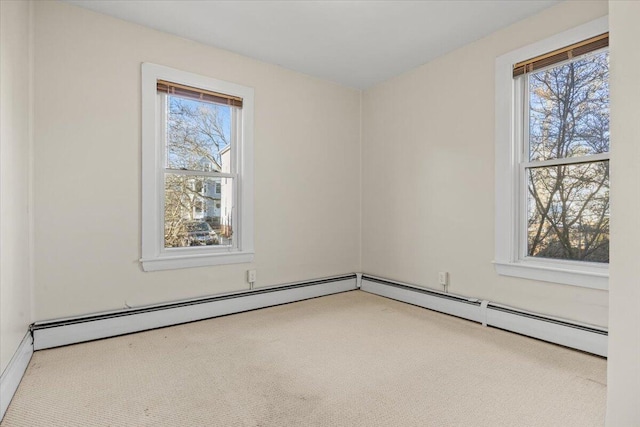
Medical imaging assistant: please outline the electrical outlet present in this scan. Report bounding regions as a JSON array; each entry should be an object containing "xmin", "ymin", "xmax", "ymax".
[
  {"xmin": 438, "ymin": 271, "xmax": 449, "ymax": 286},
  {"xmin": 247, "ymin": 269, "xmax": 256, "ymax": 283}
]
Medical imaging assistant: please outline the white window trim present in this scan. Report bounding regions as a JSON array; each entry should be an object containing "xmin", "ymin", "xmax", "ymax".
[
  {"xmin": 494, "ymin": 16, "xmax": 609, "ymax": 290},
  {"xmin": 140, "ymin": 63, "xmax": 254, "ymax": 271}
]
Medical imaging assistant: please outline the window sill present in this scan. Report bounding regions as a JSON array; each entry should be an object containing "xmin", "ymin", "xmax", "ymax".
[
  {"xmin": 493, "ymin": 259, "xmax": 608, "ymax": 290},
  {"xmin": 141, "ymin": 251, "xmax": 254, "ymax": 272}
]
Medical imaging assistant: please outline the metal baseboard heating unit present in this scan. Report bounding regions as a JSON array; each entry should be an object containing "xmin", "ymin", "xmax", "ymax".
[
  {"xmin": 32, "ymin": 274, "xmax": 357, "ymax": 350},
  {"xmin": 360, "ymin": 275, "xmax": 607, "ymax": 357},
  {"xmin": 360, "ymin": 275, "xmax": 484, "ymax": 323}
]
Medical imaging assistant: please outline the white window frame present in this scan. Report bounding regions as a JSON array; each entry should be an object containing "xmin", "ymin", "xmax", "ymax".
[
  {"xmin": 140, "ymin": 63, "xmax": 254, "ymax": 271},
  {"xmin": 494, "ymin": 16, "xmax": 608, "ymax": 290}
]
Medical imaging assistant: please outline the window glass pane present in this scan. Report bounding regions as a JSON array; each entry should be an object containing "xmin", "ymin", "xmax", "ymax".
[
  {"xmin": 527, "ymin": 161, "xmax": 609, "ymax": 263},
  {"xmin": 166, "ymin": 95, "xmax": 232, "ymax": 172},
  {"xmin": 164, "ymin": 174, "xmax": 234, "ymax": 248},
  {"xmin": 528, "ymin": 50, "xmax": 609, "ymax": 161}
]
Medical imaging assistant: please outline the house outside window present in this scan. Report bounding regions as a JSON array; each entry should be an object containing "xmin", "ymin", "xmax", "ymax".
[
  {"xmin": 141, "ymin": 63, "xmax": 254, "ymax": 271},
  {"xmin": 494, "ymin": 17, "xmax": 609, "ymax": 289}
]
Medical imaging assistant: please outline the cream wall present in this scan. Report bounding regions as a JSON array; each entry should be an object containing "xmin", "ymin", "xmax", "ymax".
[
  {"xmin": 607, "ymin": 1, "xmax": 640, "ymax": 424},
  {"xmin": 32, "ymin": 1, "xmax": 361, "ymax": 320},
  {"xmin": 0, "ymin": 0, "xmax": 32, "ymax": 373},
  {"xmin": 361, "ymin": 0, "xmax": 609, "ymax": 326}
]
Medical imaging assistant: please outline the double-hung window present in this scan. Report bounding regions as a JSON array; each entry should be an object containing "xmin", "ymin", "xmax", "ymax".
[
  {"xmin": 141, "ymin": 64, "xmax": 254, "ymax": 271},
  {"xmin": 494, "ymin": 18, "xmax": 609, "ymax": 289}
]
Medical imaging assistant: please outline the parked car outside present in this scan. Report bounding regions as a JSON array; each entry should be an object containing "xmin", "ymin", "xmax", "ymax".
[{"xmin": 183, "ymin": 220, "xmax": 219, "ymax": 246}]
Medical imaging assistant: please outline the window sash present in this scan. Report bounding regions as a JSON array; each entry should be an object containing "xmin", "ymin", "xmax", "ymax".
[
  {"xmin": 162, "ymin": 174, "xmax": 238, "ymax": 254},
  {"xmin": 519, "ymin": 68, "xmax": 610, "ymax": 166},
  {"xmin": 159, "ymin": 92, "xmax": 238, "ymax": 175}
]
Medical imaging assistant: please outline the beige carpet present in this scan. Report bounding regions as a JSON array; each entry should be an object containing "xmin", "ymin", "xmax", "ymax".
[{"xmin": 1, "ymin": 291, "xmax": 606, "ymax": 426}]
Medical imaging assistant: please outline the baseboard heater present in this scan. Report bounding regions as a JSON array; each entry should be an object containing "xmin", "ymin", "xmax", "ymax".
[
  {"xmin": 31, "ymin": 274, "xmax": 357, "ymax": 351},
  {"xmin": 360, "ymin": 275, "xmax": 607, "ymax": 357},
  {"xmin": 0, "ymin": 332, "xmax": 33, "ymax": 421}
]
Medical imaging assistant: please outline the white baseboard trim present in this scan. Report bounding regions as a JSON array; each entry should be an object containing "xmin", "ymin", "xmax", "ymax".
[
  {"xmin": 1, "ymin": 332, "xmax": 33, "ymax": 421},
  {"xmin": 33, "ymin": 274, "xmax": 357, "ymax": 351},
  {"xmin": 360, "ymin": 275, "xmax": 607, "ymax": 357}
]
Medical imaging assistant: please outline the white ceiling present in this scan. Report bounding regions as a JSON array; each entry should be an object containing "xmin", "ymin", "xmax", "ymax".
[{"xmin": 65, "ymin": 0, "xmax": 559, "ymax": 89}]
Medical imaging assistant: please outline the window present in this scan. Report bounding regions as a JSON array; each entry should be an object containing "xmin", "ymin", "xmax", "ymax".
[
  {"xmin": 494, "ymin": 17, "xmax": 609, "ymax": 289},
  {"xmin": 141, "ymin": 63, "xmax": 254, "ymax": 271}
]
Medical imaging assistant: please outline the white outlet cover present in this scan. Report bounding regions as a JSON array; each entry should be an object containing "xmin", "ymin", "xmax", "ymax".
[{"xmin": 438, "ymin": 272, "xmax": 449, "ymax": 285}]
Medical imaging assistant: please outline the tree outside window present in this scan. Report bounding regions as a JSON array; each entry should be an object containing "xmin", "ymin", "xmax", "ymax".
[
  {"xmin": 525, "ymin": 50, "xmax": 609, "ymax": 263},
  {"xmin": 163, "ymin": 96, "xmax": 234, "ymax": 248}
]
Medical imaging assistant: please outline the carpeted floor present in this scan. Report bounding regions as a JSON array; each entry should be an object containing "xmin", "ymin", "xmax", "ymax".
[{"xmin": 1, "ymin": 290, "xmax": 606, "ymax": 426}]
